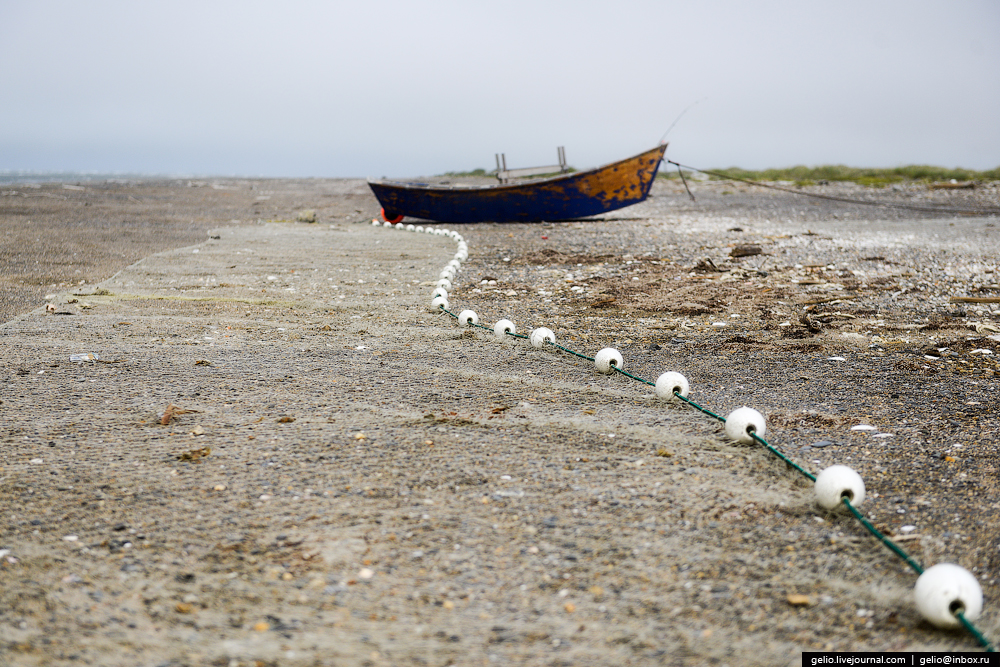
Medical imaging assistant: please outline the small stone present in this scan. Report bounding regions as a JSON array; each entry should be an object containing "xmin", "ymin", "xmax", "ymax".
[
  {"xmin": 358, "ymin": 568, "xmax": 375, "ymax": 580},
  {"xmin": 213, "ymin": 484, "xmax": 227, "ymax": 492},
  {"xmin": 787, "ymin": 594, "xmax": 811, "ymax": 606},
  {"xmin": 564, "ymin": 602, "xmax": 576, "ymax": 613},
  {"xmin": 296, "ymin": 210, "xmax": 317, "ymax": 223},
  {"xmin": 252, "ymin": 621, "xmax": 270, "ymax": 632},
  {"xmin": 175, "ymin": 602, "xmax": 194, "ymax": 614},
  {"xmin": 443, "ymin": 600, "xmax": 455, "ymax": 610}
]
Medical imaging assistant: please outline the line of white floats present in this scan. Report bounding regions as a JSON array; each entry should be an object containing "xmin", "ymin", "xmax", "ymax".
[{"xmin": 373, "ymin": 218, "xmax": 987, "ymax": 635}]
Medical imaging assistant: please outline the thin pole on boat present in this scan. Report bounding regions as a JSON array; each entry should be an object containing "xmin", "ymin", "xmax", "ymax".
[{"xmin": 658, "ymin": 97, "xmax": 706, "ymax": 144}]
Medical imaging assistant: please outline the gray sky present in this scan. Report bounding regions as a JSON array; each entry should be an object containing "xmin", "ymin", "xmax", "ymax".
[{"xmin": 2, "ymin": 0, "xmax": 998, "ymax": 178}]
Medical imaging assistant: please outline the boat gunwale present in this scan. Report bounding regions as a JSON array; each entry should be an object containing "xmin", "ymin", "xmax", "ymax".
[{"xmin": 367, "ymin": 144, "xmax": 667, "ymax": 193}]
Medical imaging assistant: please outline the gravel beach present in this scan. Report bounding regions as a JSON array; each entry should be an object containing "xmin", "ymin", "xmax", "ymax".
[{"xmin": 1, "ymin": 177, "xmax": 998, "ymax": 665}]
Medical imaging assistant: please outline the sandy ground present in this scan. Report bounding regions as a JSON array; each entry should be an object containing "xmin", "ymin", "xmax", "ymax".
[{"xmin": 1, "ymin": 177, "xmax": 999, "ymax": 666}]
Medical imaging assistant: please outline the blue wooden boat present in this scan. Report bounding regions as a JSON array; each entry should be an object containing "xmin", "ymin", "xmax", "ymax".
[{"xmin": 368, "ymin": 144, "xmax": 667, "ymax": 224}]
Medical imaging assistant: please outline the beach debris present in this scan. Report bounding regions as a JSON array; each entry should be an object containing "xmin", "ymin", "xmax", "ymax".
[
  {"xmin": 177, "ymin": 446, "xmax": 211, "ymax": 462},
  {"xmin": 161, "ymin": 403, "xmax": 199, "ymax": 425},
  {"xmin": 730, "ymin": 244, "xmax": 762, "ymax": 258},
  {"xmin": 589, "ymin": 296, "xmax": 616, "ymax": 308},
  {"xmin": 70, "ymin": 353, "xmax": 99, "ymax": 362},
  {"xmin": 950, "ymin": 296, "xmax": 1000, "ymax": 304},
  {"xmin": 799, "ymin": 313, "xmax": 822, "ymax": 333},
  {"xmin": 296, "ymin": 210, "xmax": 317, "ymax": 223},
  {"xmin": 850, "ymin": 425, "xmax": 877, "ymax": 431},
  {"xmin": 693, "ymin": 257, "xmax": 721, "ymax": 272},
  {"xmin": 276, "ymin": 416, "xmax": 295, "ymax": 423},
  {"xmin": 928, "ymin": 181, "xmax": 974, "ymax": 190},
  {"xmin": 787, "ymin": 594, "xmax": 811, "ymax": 606},
  {"xmin": 46, "ymin": 303, "xmax": 56, "ymax": 313}
]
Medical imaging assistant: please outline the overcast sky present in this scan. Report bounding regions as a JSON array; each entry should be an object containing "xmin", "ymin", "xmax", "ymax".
[{"xmin": 2, "ymin": 0, "xmax": 998, "ymax": 179}]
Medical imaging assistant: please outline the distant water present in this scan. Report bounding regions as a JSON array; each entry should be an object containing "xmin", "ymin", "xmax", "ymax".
[{"xmin": 0, "ymin": 170, "xmax": 185, "ymax": 185}]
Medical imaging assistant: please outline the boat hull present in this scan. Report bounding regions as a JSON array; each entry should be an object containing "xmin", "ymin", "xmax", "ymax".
[{"xmin": 368, "ymin": 144, "xmax": 666, "ymax": 223}]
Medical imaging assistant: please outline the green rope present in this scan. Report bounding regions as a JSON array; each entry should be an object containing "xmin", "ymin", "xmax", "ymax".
[
  {"xmin": 841, "ymin": 496, "xmax": 924, "ymax": 575},
  {"xmin": 957, "ymin": 611, "xmax": 998, "ymax": 652},
  {"xmin": 611, "ymin": 365, "xmax": 656, "ymax": 387},
  {"xmin": 545, "ymin": 340, "xmax": 595, "ymax": 362},
  {"xmin": 671, "ymin": 392, "xmax": 727, "ymax": 423},
  {"xmin": 751, "ymin": 432, "xmax": 817, "ymax": 482}
]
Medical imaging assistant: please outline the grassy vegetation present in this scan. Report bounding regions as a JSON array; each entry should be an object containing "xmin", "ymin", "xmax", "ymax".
[
  {"xmin": 442, "ymin": 168, "xmax": 490, "ymax": 177},
  {"xmin": 660, "ymin": 164, "xmax": 1000, "ymax": 188}
]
